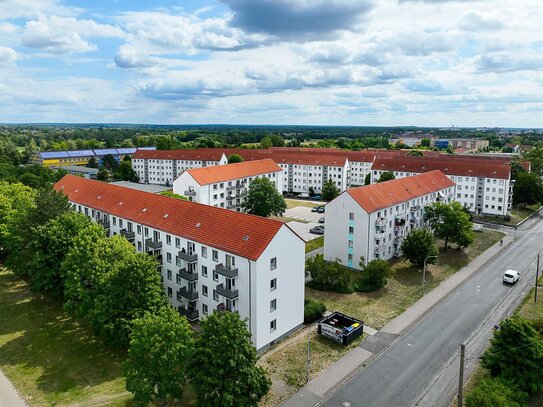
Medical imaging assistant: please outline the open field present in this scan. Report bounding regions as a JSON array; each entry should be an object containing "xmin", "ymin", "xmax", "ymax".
[
  {"xmin": 305, "ymin": 236, "xmax": 324, "ymax": 253},
  {"xmin": 285, "ymin": 198, "xmax": 322, "ymax": 209}
]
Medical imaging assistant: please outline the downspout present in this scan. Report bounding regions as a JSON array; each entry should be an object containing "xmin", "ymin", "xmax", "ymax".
[
  {"xmin": 366, "ymin": 214, "xmax": 371, "ymax": 266},
  {"xmin": 248, "ymin": 259, "xmax": 252, "ymax": 337}
]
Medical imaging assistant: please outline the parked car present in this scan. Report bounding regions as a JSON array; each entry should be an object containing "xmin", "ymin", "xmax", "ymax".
[
  {"xmin": 317, "ymin": 206, "xmax": 325, "ymax": 213},
  {"xmin": 503, "ymin": 269, "xmax": 520, "ymax": 284},
  {"xmin": 312, "ymin": 195, "xmax": 322, "ymax": 200},
  {"xmin": 312, "ymin": 206, "xmax": 319, "ymax": 212},
  {"xmin": 310, "ymin": 225, "xmax": 325, "ymax": 235},
  {"xmin": 318, "ymin": 217, "xmax": 325, "ymax": 223}
]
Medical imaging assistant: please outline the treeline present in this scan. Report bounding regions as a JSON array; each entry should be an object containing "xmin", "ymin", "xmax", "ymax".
[{"xmin": 0, "ymin": 183, "xmax": 270, "ymax": 406}]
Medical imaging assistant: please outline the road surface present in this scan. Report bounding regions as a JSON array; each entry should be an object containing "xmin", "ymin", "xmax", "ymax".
[{"xmin": 320, "ymin": 221, "xmax": 541, "ymax": 407}]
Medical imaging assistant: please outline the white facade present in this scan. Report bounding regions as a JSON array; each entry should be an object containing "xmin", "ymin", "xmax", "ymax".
[
  {"xmin": 278, "ymin": 161, "xmax": 349, "ymax": 194},
  {"xmin": 325, "ymin": 183, "xmax": 455, "ymax": 269},
  {"xmin": 173, "ymin": 168, "xmax": 283, "ymax": 211},
  {"xmin": 70, "ymin": 198, "xmax": 304, "ymax": 353}
]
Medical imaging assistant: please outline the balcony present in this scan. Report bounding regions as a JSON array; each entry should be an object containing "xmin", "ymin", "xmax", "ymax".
[
  {"xmin": 374, "ymin": 244, "xmax": 385, "ymax": 254},
  {"xmin": 410, "ymin": 205, "xmax": 421, "ymax": 212},
  {"xmin": 375, "ymin": 217, "xmax": 386, "ymax": 228},
  {"xmin": 145, "ymin": 238, "xmax": 162, "ymax": 250},
  {"xmin": 178, "ymin": 251, "xmax": 198, "ymax": 263},
  {"xmin": 374, "ymin": 230, "xmax": 386, "ymax": 239},
  {"xmin": 394, "ymin": 235, "xmax": 403, "ymax": 244},
  {"xmin": 410, "ymin": 217, "xmax": 419, "ymax": 224},
  {"xmin": 178, "ymin": 268, "xmax": 198, "ymax": 282},
  {"xmin": 226, "ymin": 194, "xmax": 235, "ymax": 201},
  {"xmin": 120, "ymin": 229, "xmax": 135, "ymax": 241},
  {"xmin": 98, "ymin": 218, "xmax": 110, "ymax": 229},
  {"xmin": 217, "ymin": 302, "xmax": 237, "ymax": 312},
  {"xmin": 235, "ymin": 183, "xmax": 245, "ymax": 190},
  {"xmin": 215, "ymin": 263, "xmax": 238, "ymax": 278},
  {"xmin": 184, "ymin": 190, "xmax": 196, "ymax": 197},
  {"xmin": 216, "ymin": 284, "xmax": 238, "ymax": 299},
  {"xmin": 226, "ymin": 185, "xmax": 236, "ymax": 191},
  {"xmin": 179, "ymin": 306, "xmax": 199, "ymax": 322},
  {"xmin": 226, "ymin": 203, "xmax": 237, "ymax": 210},
  {"xmin": 178, "ymin": 287, "xmax": 199, "ymax": 301}
]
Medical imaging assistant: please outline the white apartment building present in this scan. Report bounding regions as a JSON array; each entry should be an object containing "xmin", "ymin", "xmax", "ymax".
[
  {"xmin": 325, "ymin": 171, "xmax": 456, "ymax": 269},
  {"xmin": 132, "ymin": 150, "xmax": 228, "ymax": 185},
  {"xmin": 371, "ymin": 156, "xmax": 512, "ymax": 216},
  {"xmin": 172, "ymin": 159, "xmax": 283, "ymax": 211},
  {"xmin": 54, "ymin": 175, "xmax": 305, "ymax": 353}
]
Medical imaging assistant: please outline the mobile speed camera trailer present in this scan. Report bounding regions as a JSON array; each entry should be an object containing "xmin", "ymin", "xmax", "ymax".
[{"xmin": 318, "ymin": 312, "xmax": 364, "ymax": 345}]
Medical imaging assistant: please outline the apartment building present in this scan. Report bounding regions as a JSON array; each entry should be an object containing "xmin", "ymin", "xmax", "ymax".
[
  {"xmin": 325, "ymin": 171, "xmax": 456, "ymax": 269},
  {"xmin": 34, "ymin": 147, "xmax": 156, "ymax": 167},
  {"xmin": 132, "ymin": 149, "xmax": 228, "ymax": 185},
  {"xmin": 172, "ymin": 159, "xmax": 283, "ymax": 211},
  {"xmin": 371, "ymin": 155, "xmax": 512, "ymax": 216},
  {"xmin": 54, "ymin": 175, "xmax": 305, "ymax": 352}
]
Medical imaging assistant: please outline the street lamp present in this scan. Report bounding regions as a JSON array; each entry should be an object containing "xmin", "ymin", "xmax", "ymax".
[
  {"xmin": 423, "ymin": 255, "xmax": 438, "ymax": 296},
  {"xmin": 306, "ymin": 322, "xmax": 317, "ymax": 383}
]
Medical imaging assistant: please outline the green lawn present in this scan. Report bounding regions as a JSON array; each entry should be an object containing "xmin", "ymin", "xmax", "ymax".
[
  {"xmin": 285, "ymin": 199, "xmax": 320, "ymax": 209},
  {"xmin": 305, "ymin": 236, "xmax": 324, "ymax": 253},
  {"xmin": 476, "ymin": 204, "xmax": 540, "ymax": 226}
]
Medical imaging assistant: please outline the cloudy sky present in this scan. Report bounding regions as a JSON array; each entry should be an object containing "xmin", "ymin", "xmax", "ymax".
[{"xmin": 0, "ymin": 0, "xmax": 542, "ymax": 126}]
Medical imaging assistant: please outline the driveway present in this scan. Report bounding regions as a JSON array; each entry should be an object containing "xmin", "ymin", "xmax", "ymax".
[{"xmin": 285, "ymin": 206, "xmax": 324, "ymax": 223}]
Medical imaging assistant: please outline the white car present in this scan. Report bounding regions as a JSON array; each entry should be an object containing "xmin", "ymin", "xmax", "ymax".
[{"xmin": 503, "ymin": 269, "xmax": 520, "ymax": 284}]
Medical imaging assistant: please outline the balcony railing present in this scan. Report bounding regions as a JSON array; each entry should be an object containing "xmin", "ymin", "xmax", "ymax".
[
  {"xmin": 374, "ymin": 230, "xmax": 386, "ymax": 240},
  {"xmin": 178, "ymin": 251, "xmax": 198, "ymax": 262},
  {"xmin": 217, "ymin": 302, "xmax": 237, "ymax": 312},
  {"xmin": 226, "ymin": 185, "xmax": 237, "ymax": 191},
  {"xmin": 178, "ymin": 268, "xmax": 198, "ymax": 282},
  {"xmin": 216, "ymin": 284, "xmax": 238, "ymax": 299},
  {"xmin": 374, "ymin": 244, "xmax": 386, "ymax": 254},
  {"xmin": 98, "ymin": 218, "xmax": 110, "ymax": 229},
  {"xmin": 145, "ymin": 238, "xmax": 162, "ymax": 250},
  {"xmin": 120, "ymin": 229, "xmax": 135, "ymax": 241},
  {"xmin": 375, "ymin": 217, "xmax": 386, "ymax": 227},
  {"xmin": 236, "ymin": 190, "xmax": 247, "ymax": 198},
  {"xmin": 226, "ymin": 203, "xmax": 237, "ymax": 210},
  {"xmin": 410, "ymin": 205, "xmax": 421, "ymax": 212},
  {"xmin": 179, "ymin": 307, "xmax": 199, "ymax": 321},
  {"xmin": 226, "ymin": 194, "xmax": 235, "ymax": 201},
  {"xmin": 394, "ymin": 236, "xmax": 403, "ymax": 244},
  {"xmin": 215, "ymin": 264, "xmax": 238, "ymax": 278},
  {"xmin": 235, "ymin": 183, "xmax": 245, "ymax": 190},
  {"xmin": 178, "ymin": 287, "xmax": 198, "ymax": 301},
  {"xmin": 184, "ymin": 190, "xmax": 196, "ymax": 197}
]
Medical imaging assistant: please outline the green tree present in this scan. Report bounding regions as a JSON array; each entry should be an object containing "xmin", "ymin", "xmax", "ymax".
[
  {"xmin": 420, "ymin": 138, "xmax": 431, "ymax": 148},
  {"xmin": 481, "ymin": 316, "xmax": 543, "ymax": 394},
  {"xmin": 306, "ymin": 254, "xmax": 353, "ymax": 293},
  {"xmin": 322, "ymin": 178, "xmax": 340, "ymax": 201},
  {"xmin": 28, "ymin": 211, "xmax": 97, "ymax": 297},
  {"xmin": 304, "ymin": 299, "xmax": 326, "ymax": 324},
  {"xmin": 97, "ymin": 166, "xmax": 109, "ymax": 181},
  {"xmin": 512, "ymin": 171, "xmax": 543, "ymax": 205},
  {"xmin": 228, "ymin": 153, "xmax": 244, "ymax": 164},
  {"xmin": 425, "ymin": 201, "xmax": 474, "ymax": 249},
  {"xmin": 87, "ymin": 157, "xmax": 98, "ymax": 168},
  {"xmin": 523, "ymin": 146, "xmax": 543, "ymax": 175},
  {"xmin": 0, "ymin": 182, "xmax": 35, "ymax": 251},
  {"xmin": 115, "ymin": 160, "xmax": 138, "ymax": 182},
  {"xmin": 354, "ymin": 258, "xmax": 390, "ymax": 292},
  {"xmin": 242, "ymin": 177, "xmax": 286, "ymax": 217},
  {"xmin": 124, "ymin": 306, "xmax": 194, "ymax": 405},
  {"xmin": 188, "ymin": 311, "xmax": 270, "ymax": 407},
  {"xmin": 466, "ymin": 376, "xmax": 528, "ymax": 407},
  {"xmin": 377, "ymin": 171, "xmax": 395, "ymax": 183},
  {"xmin": 102, "ymin": 154, "xmax": 119, "ymax": 171},
  {"xmin": 364, "ymin": 173, "xmax": 371, "ymax": 185},
  {"xmin": 269, "ymin": 134, "xmax": 285, "ymax": 147},
  {"xmin": 400, "ymin": 228, "xmax": 439, "ymax": 268},
  {"xmin": 260, "ymin": 136, "xmax": 272, "ymax": 149}
]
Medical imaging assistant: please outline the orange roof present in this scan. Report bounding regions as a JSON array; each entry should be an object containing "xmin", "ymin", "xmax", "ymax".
[
  {"xmin": 185, "ymin": 159, "xmax": 282, "ymax": 186},
  {"xmin": 347, "ymin": 170, "xmax": 455, "ymax": 213},
  {"xmin": 133, "ymin": 149, "xmax": 226, "ymax": 161},
  {"xmin": 54, "ymin": 175, "xmax": 292, "ymax": 261},
  {"xmin": 371, "ymin": 156, "xmax": 511, "ymax": 179}
]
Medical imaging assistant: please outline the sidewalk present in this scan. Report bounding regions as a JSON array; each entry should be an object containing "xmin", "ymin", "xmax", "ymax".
[
  {"xmin": 0, "ymin": 370, "xmax": 26, "ymax": 407},
  {"xmin": 282, "ymin": 233, "xmax": 514, "ymax": 407}
]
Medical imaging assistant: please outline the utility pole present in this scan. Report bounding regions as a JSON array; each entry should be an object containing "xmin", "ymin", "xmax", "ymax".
[
  {"xmin": 536, "ymin": 255, "xmax": 540, "ymax": 304},
  {"xmin": 458, "ymin": 344, "xmax": 465, "ymax": 407}
]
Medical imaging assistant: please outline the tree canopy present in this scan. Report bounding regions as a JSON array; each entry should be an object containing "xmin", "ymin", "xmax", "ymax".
[
  {"xmin": 400, "ymin": 228, "xmax": 439, "ymax": 268},
  {"xmin": 242, "ymin": 177, "xmax": 286, "ymax": 217},
  {"xmin": 512, "ymin": 171, "xmax": 543, "ymax": 205},
  {"xmin": 228, "ymin": 153, "xmax": 244, "ymax": 164},
  {"xmin": 425, "ymin": 201, "xmax": 474, "ymax": 249},
  {"xmin": 322, "ymin": 178, "xmax": 340, "ymax": 201},
  {"xmin": 354, "ymin": 258, "xmax": 390, "ymax": 292},
  {"xmin": 377, "ymin": 171, "xmax": 395, "ymax": 183}
]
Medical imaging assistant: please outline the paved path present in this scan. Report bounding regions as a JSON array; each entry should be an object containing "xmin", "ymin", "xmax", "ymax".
[
  {"xmin": 283, "ymin": 231, "xmax": 517, "ymax": 407},
  {"xmin": 0, "ymin": 370, "xmax": 26, "ymax": 407}
]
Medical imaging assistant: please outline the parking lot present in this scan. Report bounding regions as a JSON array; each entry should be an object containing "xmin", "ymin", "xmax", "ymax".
[{"xmin": 284, "ymin": 206, "xmax": 325, "ymax": 242}]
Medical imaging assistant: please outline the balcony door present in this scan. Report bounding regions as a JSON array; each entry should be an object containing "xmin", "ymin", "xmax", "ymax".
[{"xmin": 226, "ymin": 254, "xmax": 235, "ymax": 269}]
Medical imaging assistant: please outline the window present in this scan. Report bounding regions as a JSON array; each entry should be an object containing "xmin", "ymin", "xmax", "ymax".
[
  {"xmin": 212, "ymin": 250, "xmax": 218, "ymax": 261},
  {"xmin": 270, "ymin": 278, "xmax": 277, "ymax": 291},
  {"xmin": 112, "ymin": 217, "xmax": 117, "ymax": 226},
  {"xmin": 167, "ymin": 269, "xmax": 172, "ymax": 280},
  {"xmin": 175, "ymin": 237, "xmax": 181, "ymax": 248},
  {"xmin": 213, "ymin": 271, "xmax": 219, "ymax": 282},
  {"xmin": 202, "ymin": 246, "xmax": 207, "ymax": 258},
  {"xmin": 348, "ymin": 226, "xmax": 354, "ymax": 234},
  {"xmin": 348, "ymin": 240, "xmax": 353, "ymax": 248},
  {"xmin": 202, "ymin": 285, "xmax": 208, "ymax": 297},
  {"xmin": 349, "ymin": 212, "xmax": 354, "ymax": 220},
  {"xmin": 270, "ymin": 299, "xmax": 277, "ymax": 312},
  {"xmin": 167, "ymin": 287, "xmax": 172, "ymax": 298},
  {"xmin": 166, "ymin": 234, "xmax": 172, "ymax": 245},
  {"xmin": 202, "ymin": 303, "xmax": 208, "ymax": 315},
  {"xmin": 270, "ymin": 319, "xmax": 277, "ymax": 333},
  {"xmin": 167, "ymin": 252, "xmax": 172, "ymax": 263},
  {"xmin": 202, "ymin": 265, "xmax": 208, "ymax": 277},
  {"xmin": 137, "ymin": 242, "xmax": 142, "ymax": 251},
  {"xmin": 137, "ymin": 225, "xmax": 142, "ymax": 234},
  {"xmin": 144, "ymin": 227, "xmax": 149, "ymax": 237},
  {"xmin": 270, "ymin": 257, "xmax": 277, "ymax": 270},
  {"xmin": 213, "ymin": 289, "xmax": 219, "ymax": 301},
  {"xmin": 348, "ymin": 253, "xmax": 353, "ymax": 261}
]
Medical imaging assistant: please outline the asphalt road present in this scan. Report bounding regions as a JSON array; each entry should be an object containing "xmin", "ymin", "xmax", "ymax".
[{"xmin": 320, "ymin": 220, "xmax": 542, "ymax": 407}]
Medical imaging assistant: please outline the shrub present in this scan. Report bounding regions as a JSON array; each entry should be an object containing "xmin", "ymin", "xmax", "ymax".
[
  {"xmin": 465, "ymin": 376, "xmax": 528, "ymax": 407},
  {"xmin": 354, "ymin": 259, "xmax": 390, "ymax": 292},
  {"xmin": 304, "ymin": 299, "xmax": 326, "ymax": 324},
  {"xmin": 306, "ymin": 255, "xmax": 353, "ymax": 293}
]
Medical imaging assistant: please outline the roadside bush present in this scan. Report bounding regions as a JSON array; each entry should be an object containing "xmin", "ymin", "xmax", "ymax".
[
  {"xmin": 354, "ymin": 259, "xmax": 390, "ymax": 292},
  {"xmin": 466, "ymin": 376, "xmax": 528, "ymax": 407},
  {"xmin": 304, "ymin": 299, "xmax": 326, "ymax": 324},
  {"xmin": 306, "ymin": 255, "xmax": 353, "ymax": 293}
]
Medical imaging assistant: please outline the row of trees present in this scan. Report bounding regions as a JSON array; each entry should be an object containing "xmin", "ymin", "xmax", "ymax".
[{"xmin": 0, "ymin": 183, "xmax": 271, "ymax": 406}]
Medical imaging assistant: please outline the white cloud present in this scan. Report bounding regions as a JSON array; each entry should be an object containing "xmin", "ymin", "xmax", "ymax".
[
  {"xmin": 458, "ymin": 11, "xmax": 505, "ymax": 31},
  {"xmin": 0, "ymin": 46, "xmax": 17, "ymax": 63},
  {"xmin": 0, "ymin": 0, "xmax": 81, "ymax": 19}
]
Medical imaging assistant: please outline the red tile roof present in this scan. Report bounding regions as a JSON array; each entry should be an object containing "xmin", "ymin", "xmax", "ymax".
[
  {"xmin": 133, "ymin": 149, "xmax": 226, "ymax": 161},
  {"xmin": 347, "ymin": 170, "xmax": 455, "ymax": 213},
  {"xmin": 185, "ymin": 159, "xmax": 282, "ymax": 185},
  {"xmin": 371, "ymin": 156, "xmax": 511, "ymax": 179},
  {"xmin": 54, "ymin": 175, "xmax": 292, "ymax": 261}
]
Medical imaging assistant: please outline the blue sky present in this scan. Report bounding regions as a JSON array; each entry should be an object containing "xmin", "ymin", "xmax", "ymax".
[{"xmin": 0, "ymin": 0, "xmax": 542, "ymax": 126}]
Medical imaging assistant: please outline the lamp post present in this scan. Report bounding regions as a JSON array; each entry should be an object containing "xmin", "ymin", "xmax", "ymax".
[
  {"xmin": 423, "ymin": 255, "xmax": 438, "ymax": 296},
  {"xmin": 306, "ymin": 322, "xmax": 317, "ymax": 383}
]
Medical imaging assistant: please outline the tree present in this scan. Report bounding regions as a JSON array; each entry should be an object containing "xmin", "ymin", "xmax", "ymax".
[
  {"xmin": 160, "ymin": 191, "xmax": 188, "ymax": 200},
  {"xmin": 466, "ymin": 376, "xmax": 528, "ymax": 407},
  {"xmin": 0, "ymin": 182, "xmax": 35, "ymax": 251},
  {"xmin": 228, "ymin": 154, "xmax": 244, "ymax": 164},
  {"xmin": 354, "ymin": 258, "xmax": 390, "ymax": 292},
  {"xmin": 425, "ymin": 201, "xmax": 474, "ymax": 249},
  {"xmin": 304, "ymin": 299, "xmax": 326, "ymax": 324},
  {"xmin": 322, "ymin": 178, "xmax": 340, "ymax": 201},
  {"xmin": 400, "ymin": 228, "xmax": 439, "ymax": 268},
  {"xmin": 260, "ymin": 136, "xmax": 272, "ymax": 149},
  {"xmin": 306, "ymin": 254, "xmax": 353, "ymax": 293},
  {"xmin": 481, "ymin": 316, "xmax": 543, "ymax": 394},
  {"xmin": 87, "ymin": 157, "xmax": 98, "ymax": 168},
  {"xmin": 420, "ymin": 138, "xmax": 431, "ymax": 148},
  {"xmin": 269, "ymin": 134, "xmax": 285, "ymax": 147},
  {"xmin": 115, "ymin": 160, "xmax": 138, "ymax": 182},
  {"xmin": 512, "ymin": 171, "xmax": 543, "ymax": 205},
  {"xmin": 28, "ymin": 211, "xmax": 98, "ymax": 297},
  {"xmin": 242, "ymin": 177, "xmax": 286, "ymax": 217},
  {"xmin": 364, "ymin": 173, "xmax": 371, "ymax": 185},
  {"xmin": 97, "ymin": 166, "xmax": 109, "ymax": 181},
  {"xmin": 407, "ymin": 150, "xmax": 423, "ymax": 156},
  {"xmin": 102, "ymin": 154, "xmax": 119, "ymax": 171},
  {"xmin": 377, "ymin": 171, "xmax": 395, "ymax": 183},
  {"xmin": 188, "ymin": 311, "xmax": 270, "ymax": 407},
  {"xmin": 124, "ymin": 306, "xmax": 194, "ymax": 405},
  {"xmin": 523, "ymin": 146, "xmax": 543, "ymax": 175}
]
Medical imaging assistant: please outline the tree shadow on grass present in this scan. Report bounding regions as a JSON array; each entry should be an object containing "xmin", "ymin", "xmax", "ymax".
[{"xmin": 0, "ymin": 269, "xmax": 127, "ymax": 404}]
